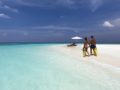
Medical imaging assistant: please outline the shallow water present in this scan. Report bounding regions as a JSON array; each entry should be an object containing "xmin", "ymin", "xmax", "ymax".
[{"xmin": 0, "ymin": 44, "xmax": 120, "ymax": 90}]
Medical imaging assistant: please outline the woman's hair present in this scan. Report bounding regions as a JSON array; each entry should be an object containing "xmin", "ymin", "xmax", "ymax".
[{"xmin": 84, "ymin": 37, "xmax": 87, "ymax": 41}]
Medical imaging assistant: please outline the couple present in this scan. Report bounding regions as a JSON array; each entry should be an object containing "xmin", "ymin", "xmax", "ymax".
[{"xmin": 83, "ymin": 36, "xmax": 97, "ymax": 57}]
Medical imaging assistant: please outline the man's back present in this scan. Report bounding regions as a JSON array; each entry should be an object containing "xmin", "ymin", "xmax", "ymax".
[{"xmin": 90, "ymin": 38, "xmax": 96, "ymax": 45}]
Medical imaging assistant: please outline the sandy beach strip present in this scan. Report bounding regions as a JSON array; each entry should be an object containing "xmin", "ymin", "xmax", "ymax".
[{"xmin": 51, "ymin": 44, "xmax": 120, "ymax": 69}]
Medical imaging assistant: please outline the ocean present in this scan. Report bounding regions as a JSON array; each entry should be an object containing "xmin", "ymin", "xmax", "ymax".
[{"xmin": 0, "ymin": 44, "xmax": 120, "ymax": 90}]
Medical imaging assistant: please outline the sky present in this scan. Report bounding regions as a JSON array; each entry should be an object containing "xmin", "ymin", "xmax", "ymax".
[{"xmin": 0, "ymin": 0, "xmax": 120, "ymax": 43}]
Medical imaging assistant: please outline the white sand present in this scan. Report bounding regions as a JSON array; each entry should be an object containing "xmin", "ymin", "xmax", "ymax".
[
  {"xmin": 51, "ymin": 44, "xmax": 120, "ymax": 69},
  {"xmin": 47, "ymin": 44, "xmax": 120, "ymax": 90}
]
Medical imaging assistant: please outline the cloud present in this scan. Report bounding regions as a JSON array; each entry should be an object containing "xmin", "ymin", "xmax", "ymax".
[
  {"xmin": 0, "ymin": 1, "xmax": 19, "ymax": 13},
  {"xmin": 3, "ymin": 5, "xmax": 19, "ymax": 13},
  {"xmin": 102, "ymin": 18, "xmax": 120, "ymax": 28},
  {"xmin": 0, "ymin": 13, "xmax": 10, "ymax": 19},
  {"xmin": 102, "ymin": 21, "xmax": 114, "ymax": 28},
  {"xmin": 89, "ymin": 0, "xmax": 103, "ymax": 12},
  {"xmin": 2, "ymin": 32, "xmax": 8, "ymax": 37},
  {"xmin": 8, "ymin": 0, "xmax": 106, "ymax": 11},
  {"xmin": 112, "ymin": 18, "xmax": 120, "ymax": 26},
  {"xmin": 32, "ymin": 25, "xmax": 81, "ymax": 31},
  {"xmin": 13, "ymin": 0, "xmax": 74, "ymax": 6},
  {"xmin": 23, "ymin": 32, "xmax": 29, "ymax": 36}
]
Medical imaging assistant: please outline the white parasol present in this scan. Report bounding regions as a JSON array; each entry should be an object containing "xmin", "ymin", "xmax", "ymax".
[
  {"xmin": 72, "ymin": 36, "xmax": 82, "ymax": 40},
  {"xmin": 71, "ymin": 36, "xmax": 82, "ymax": 44}
]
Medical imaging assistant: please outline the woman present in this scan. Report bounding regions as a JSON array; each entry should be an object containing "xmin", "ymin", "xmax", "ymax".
[{"xmin": 83, "ymin": 37, "xmax": 90, "ymax": 57}]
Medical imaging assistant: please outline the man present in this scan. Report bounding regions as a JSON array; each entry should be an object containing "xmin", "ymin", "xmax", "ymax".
[{"xmin": 90, "ymin": 36, "xmax": 97, "ymax": 56}]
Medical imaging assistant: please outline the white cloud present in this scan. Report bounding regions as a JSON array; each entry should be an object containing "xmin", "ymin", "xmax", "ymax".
[
  {"xmin": 112, "ymin": 18, "xmax": 120, "ymax": 26},
  {"xmin": 103, "ymin": 21, "xmax": 114, "ymax": 28},
  {"xmin": 102, "ymin": 18, "xmax": 120, "ymax": 28},
  {"xmin": 11, "ymin": 0, "xmax": 76, "ymax": 8},
  {"xmin": 90, "ymin": 0, "xmax": 103, "ymax": 12},
  {"xmin": 8, "ymin": 0, "xmax": 106, "ymax": 11},
  {"xmin": 3, "ymin": 5, "xmax": 19, "ymax": 13},
  {"xmin": 0, "ymin": 13, "xmax": 10, "ymax": 19},
  {"xmin": 23, "ymin": 32, "xmax": 29, "ymax": 36},
  {"xmin": 2, "ymin": 32, "xmax": 8, "ymax": 37},
  {"xmin": 32, "ymin": 25, "xmax": 81, "ymax": 31},
  {"xmin": 60, "ymin": 15, "xmax": 64, "ymax": 19},
  {"xmin": 0, "ymin": 1, "xmax": 19, "ymax": 13}
]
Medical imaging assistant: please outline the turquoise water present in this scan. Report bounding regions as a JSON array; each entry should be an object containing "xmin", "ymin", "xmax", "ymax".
[{"xmin": 0, "ymin": 44, "xmax": 120, "ymax": 90}]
